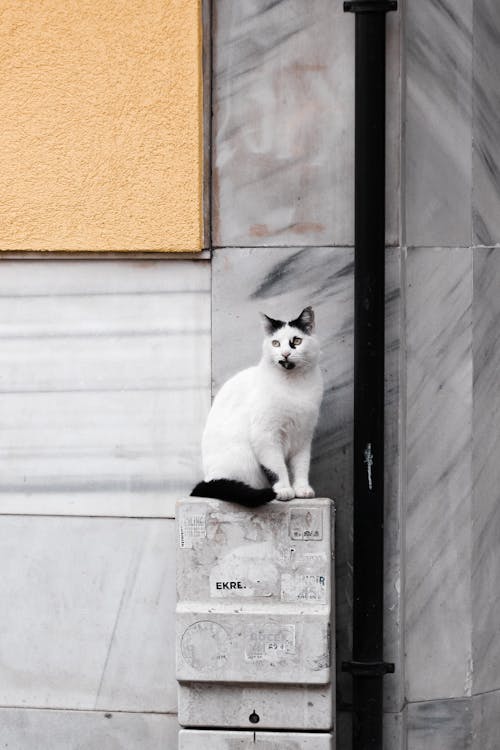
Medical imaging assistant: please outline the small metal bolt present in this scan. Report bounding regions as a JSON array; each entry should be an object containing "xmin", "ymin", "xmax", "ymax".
[{"xmin": 249, "ymin": 710, "xmax": 260, "ymax": 724}]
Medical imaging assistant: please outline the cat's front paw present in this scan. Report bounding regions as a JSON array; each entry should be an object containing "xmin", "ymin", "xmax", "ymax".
[
  {"xmin": 293, "ymin": 484, "xmax": 315, "ymax": 499},
  {"xmin": 273, "ymin": 483, "xmax": 295, "ymax": 502}
]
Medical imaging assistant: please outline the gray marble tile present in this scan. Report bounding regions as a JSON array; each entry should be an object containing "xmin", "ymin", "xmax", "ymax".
[
  {"xmin": 213, "ymin": 246, "xmax": 355, "ymax": 710},
  {"xmin": 472, "ymin": 249, "xmax": 500, "ymax": 694},
  {"xmin": 0, "ymin": 261, "xmax": 210, "ymax": 517},
  {"xmin": 384, "ymin": 248, "xmax": 404, "ymax": 713},
  {"xmin": 405, "ymin": 0, "xmax": 472, "ymax": 246},
  {"xmin": 212, "ymin": 246, "xmax": 355, "ymax": 500},
  {"xmin": 213, "ymin": 0, "xmax": 400, "ymax": 247},
  {"xmin": 405, "ymin": 248, "xmax": 473, "ymax": 701},
  {"xmin": 473, "ymin": 1, "xmax": 500, "ymax": 245},
  {"xmin": 0, "ymin": 708, "xmax": 179, "ymax": 750},
  {"xmin": 473, "ymin": 689, "xmax": 500, "ymax": 750},
  {"xmin": 384, "ymin": 710, "xmax": 406, "ymax": 750},
  {"xmin": 211, "ymin": 246, "xmax": 403, "ymax": 719},
  {"xmin": 407, "ymin": 699, "xmax": 473, "ymax": 750},
  {"xmin": 0, "ymin": 516, "xmax": 176, "ymax": 712}
]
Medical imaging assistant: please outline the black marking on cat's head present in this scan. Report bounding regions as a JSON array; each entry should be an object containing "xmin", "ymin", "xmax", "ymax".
[
  {"xmin": 288, "ymin": 306, "xmax": 315, "ymax": 335},
  {"xmin": 261, "ymin": 313, "xmax": 285, "ymax": 335}
]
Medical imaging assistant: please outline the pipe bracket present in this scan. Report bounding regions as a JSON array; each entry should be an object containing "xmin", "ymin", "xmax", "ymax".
[
  {"xmin": 343, "ymin": 1, "xmax": 397, "ymax": 12},
  {"xmin": 341, "ymin": 660, "xmax": 395, "ymax": 677}
]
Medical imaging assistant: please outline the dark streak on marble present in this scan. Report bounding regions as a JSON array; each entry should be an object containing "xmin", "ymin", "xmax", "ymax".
[
  {"xmin": 408, "ymin": 699, "xmax": 473, "ymax": 750},
  {"xmin": 250, "ymin": 249, "xmax": 355, "ymax": 301}
]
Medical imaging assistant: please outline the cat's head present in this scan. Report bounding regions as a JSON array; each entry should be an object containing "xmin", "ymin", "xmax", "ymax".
[{"xmin": 261, "ymin": 306, "xmax": 320, "ymax": 372}]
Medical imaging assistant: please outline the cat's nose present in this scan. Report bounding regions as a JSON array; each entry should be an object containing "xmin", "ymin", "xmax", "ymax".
[{"xmin": 282, "ymin": 351, "xmax": 291, "ymax": 359}]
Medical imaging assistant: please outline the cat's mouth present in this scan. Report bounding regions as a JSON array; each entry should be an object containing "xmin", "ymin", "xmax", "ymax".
[{"xmin": 279, "ymin": 360, "xmax": 295, "ymax": 370}]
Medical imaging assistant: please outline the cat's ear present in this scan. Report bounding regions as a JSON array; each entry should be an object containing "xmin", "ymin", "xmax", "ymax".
[
  {"xmin": 261, "ymin": 313, "xmax": 285, "ymax": 335},
  {"xmin": 290, "ymin": 306, "xmax": 315, "ymax": 334}
]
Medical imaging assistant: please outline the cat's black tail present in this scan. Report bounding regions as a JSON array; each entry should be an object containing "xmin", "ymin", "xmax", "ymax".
[{"xmin": 190, "ymin": 479, "xmax": 275, "ymax": 508}]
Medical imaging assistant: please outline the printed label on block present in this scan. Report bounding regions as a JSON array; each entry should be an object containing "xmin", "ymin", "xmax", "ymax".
[
  {"xmin": 289, "ymin": 509, "xmax": 323, "ymax": 541},
  {"xmin": 245, "ymin": 624, "xmax": 296, "ymax": 662},
  {"xmin": 179, "ymin": 506, "xmax": 207, "ymax": 549},
  {"xmin": 281, "ymin": 573, "xmax": 327, "ymax": 603},
  {"xmin": 210, "ymin": 578, "xmax": 249, "ymax": 596}
]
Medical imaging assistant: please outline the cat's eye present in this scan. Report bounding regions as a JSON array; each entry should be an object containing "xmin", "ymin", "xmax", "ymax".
[
  {"xmin": 292, "ymin": 336, "xmax": 302, "ymax": 346},
  {"xmin": 272, "ymin": 340, "xmax": 280, "ymax": 347}
]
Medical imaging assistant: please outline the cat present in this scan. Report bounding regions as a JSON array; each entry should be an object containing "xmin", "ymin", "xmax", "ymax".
[{"xmin": 191, "ymin": 306, "xmax": 324, "ymax": 507}]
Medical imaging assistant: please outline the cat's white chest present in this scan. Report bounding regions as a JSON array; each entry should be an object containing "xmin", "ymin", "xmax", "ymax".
[{"xmin": 252, "ymin": 371, "xmax": 322, "ymax": 454}]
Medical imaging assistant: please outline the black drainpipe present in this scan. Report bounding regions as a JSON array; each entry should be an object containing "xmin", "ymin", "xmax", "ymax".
[{"xmin": 341, "ymin": 1, "xmax": 397, "ymax": 749}]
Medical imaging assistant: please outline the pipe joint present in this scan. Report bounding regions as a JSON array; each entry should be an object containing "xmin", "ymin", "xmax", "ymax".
[
  {"xmin": 344, "ymin": 1, "xmax": 397, "ymax": 12},
  {"xmin": 342, "ymin": 660, "xmax": 395, "ymax": 678}
]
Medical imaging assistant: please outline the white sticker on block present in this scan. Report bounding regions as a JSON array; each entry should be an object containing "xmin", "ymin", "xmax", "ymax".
[
  {"xmin": 181, "ymin": 621, "xmax": 230, "ymax": 671},
  {"xmin": 245, "ymin": 625, "xmax": 296, "ymax": 662},
  {"xmin": 281, "ymin": 573, "xmax": 327, "ymax": 603},
  {"xmin": 179, "ymin": 507, "xmax": 207, "ymax": 549},
  {"xmin": 289, "ymin": 509, "xmax": 323, "ymax": 541},
  {"xmin": 210, "ymin": 577, "xmax": 250, "ymax": 597}
]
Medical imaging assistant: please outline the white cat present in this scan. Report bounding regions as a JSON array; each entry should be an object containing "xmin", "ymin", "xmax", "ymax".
[{"xmin": 191, "ymin": 307, "xmax": 324, "ymax": 507}]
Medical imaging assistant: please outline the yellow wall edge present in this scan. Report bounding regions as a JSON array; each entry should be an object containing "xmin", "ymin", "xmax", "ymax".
[{"xmin": 0, "ymin": 0, "xmax": 203, "ymax": 253}]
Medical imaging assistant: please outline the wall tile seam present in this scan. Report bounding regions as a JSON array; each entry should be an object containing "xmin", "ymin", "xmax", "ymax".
[
  {"xmin": 467, "ymin": 251, "xmax": 475, "ymax": 700},
  {"xmin": 0, "ymin": 706, "xmax": 179, "ymax": 716},
  {"xmin": 0, "ymin": 513, "xmax": 177, "ymax": 520},
  {"xmin": 394, "ymin": 244, "xmax": 408, "ymax": 715},
  {"xmin": 0, "ymin": 252, "xmax": 212, "ymax": 261},
  {"xmin": 202, "ymin": 0, "xmax": 212, "ymax": 251},
  {"xmin": 209, "ymin": 242, "xmax": 214, "ymax": 403},
  {"xmin": 470, "ymin": 686, "xmax": 500, "ymax": 700},
  {"xmin": 403, "ymin": 695, "xmax": 473, "ymax": 707},
  {"xmin": 212, "ymin": 244, "xmax": 401, "ymax": 250},
  {"xmin": 468, "ymin": 0, "xmax": 474, "ymax": 252},
  {"xmin": 406, "ymin": 246, "xmax": 474, "ymax": 251},
  {"xmin": 405, "ymin": 245, "xmax": 500, "ymax": 251},
  {"xmin": 383, "ymin": 707, "xmax": 407, "ymax": 715},
  {"xmin": 398, "ymin": 0, "xmax": 407, "ymax": 251}
]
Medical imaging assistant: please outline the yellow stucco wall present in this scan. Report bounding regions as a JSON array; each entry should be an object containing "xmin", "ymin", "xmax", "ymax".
[{"xmin": 0, "ymin": 0, "xmax": 203, "ymax": 252}]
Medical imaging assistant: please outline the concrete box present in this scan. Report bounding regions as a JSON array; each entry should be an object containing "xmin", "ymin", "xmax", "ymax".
[{"xmin": 176, "ymin": 497, "xmax": 335, "ymax": 732}]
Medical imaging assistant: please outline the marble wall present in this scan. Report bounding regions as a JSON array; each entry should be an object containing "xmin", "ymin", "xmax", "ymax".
[
  {"xmin": 403, "ymin": 0, "xmax": 500, "ymax": 745},
  {"xmin": 405, "ymin": 0, "xmax": 473, "ymax": 246},
  {"xmin": 0, "ymin": 515, "xmax": 180, "ymax": 747},
  {"xmin": 213, "ymin": 0, "xmax": 400, "ymax": 247},
  {"xmin": 473, "ymin": 0, "xmax": 500, "ymax": 244},
  {"xmin": 3, "ymin": 0, "xmax": 500, "ymax": 748},
  {"xmin": 405, "ymin": 248, "xmax": 473, "ymax": 703},
  {"xmin": 212, "ymin": 1, "xmax": 403, "ymax": 746},
  {"xmin": 211, "ymin": 1, "xmax": 500, "ymax": 750},
  {"xmin": 0, "ymin": 260, "xmax": 210, "ymax": 518},
  {"xmin": 0, "ymin": 260, "xmax": 211, "ymax": 747},
  {"xmin": 211, "ymin": 247, "xmax": 404, "ymax": 746}
]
